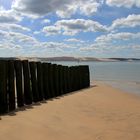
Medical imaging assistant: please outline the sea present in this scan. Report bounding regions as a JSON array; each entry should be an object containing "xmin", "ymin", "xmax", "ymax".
[{"xmin": 50, "ymin": 61, "xmax": 140, "ymax": 96}]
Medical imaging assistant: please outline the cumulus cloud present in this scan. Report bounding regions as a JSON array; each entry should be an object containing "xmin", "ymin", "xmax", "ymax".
[
  {"xmin": 12, "ymin": 0, "xmax": 102, "ymax": 18},
  {"xmin": 0, "ymin": 29, "xmax": 76, "ymax": 57},
  {"xmin": 0, "ymin": 23, "xmax": 31, "ymax": 33},
  {"xmin": 65, "ymin": 38, "xmax": 85, "ymax": 43},
  {"xmin": 80, "ymin": 31, "xmax": 140, "ymax": 55},
  {"xmin": 106, "ymin": 0, "xmax": 140, "ymax": 8},
  {"xmin": 43, "ymin": 19, "xmax": 107, "ymax": 36},
  {"xmin": 43, "ymin": 26, "xmax": 61, "ymax": 35},
  {"xmin": 0, "ymin": 6, "xmax": 22, "ymax": 23},
  {"xmin": 110, "ymin": 14, "xmax": 140, "ymax": 30},
  {"xmin": 41, "ymin": 42, "xmax": 71, "ymax": 49},
  {"xmin": 95, "ymin": 32, "xmax": 140, "ymax": 43}
]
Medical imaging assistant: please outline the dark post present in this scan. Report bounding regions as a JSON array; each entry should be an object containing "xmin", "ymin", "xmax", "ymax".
[
  {"xmin": 14, "ymin": 60, "xmax": 24, "ymax": 107},
  {"xmin": 8, "ymin": 60, "xmax": 16, "ymax": 111},
  {"xmin": 57, "ymin": 65, "xmax": 61, "ymax": 96},
  {"xmin": 67, "ymin": 67, "xmax": 71, "ymax": 93},
  {"xmin": 63, "ymin": 66, "xmax": 68, "ymax": 94},
  {"xmin": 47, "ymin": 63, "xmax": 53, "ymax": 98},
  {"xmin": 37, "ymin": 62, "xmax": 44, "ymax": 101},
  {"xmin": 22, "ymin": 60, "xmax": 32, "ymax": 105},
  {"xmin": 70, "ymin": 66, "xmax": 75, "ymax": 92},
  {"xmin": 29, "ymin": 62, "xmax": 39, "ymax": 102},
  {"xmin": 85, "ymin": 65, "xmax": 90, "ymax": 87},
  {"xmin": 50, "ymin": 64, "xmax": 56, "ymax": 97},
  {"xmin": 42, "ymin": 63, "xmax": 50, "ymax": 99},
  {"xmin": 59, "ymin": 65, "xmax": 64, "ymax": 95},
  {"xmin": 0, "ymin": 60, "xmax": 8, "ymax": 114}
]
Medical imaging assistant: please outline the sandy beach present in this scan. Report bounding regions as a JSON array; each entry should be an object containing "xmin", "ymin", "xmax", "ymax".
[{"xmin": 0, "ymin": 81, "xmax": 140, "ymax": 140}]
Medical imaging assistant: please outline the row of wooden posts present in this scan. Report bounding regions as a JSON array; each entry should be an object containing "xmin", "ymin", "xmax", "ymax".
[{"xmin": 0, "ymin": 59, "xmax": 90, "ymax": 114}]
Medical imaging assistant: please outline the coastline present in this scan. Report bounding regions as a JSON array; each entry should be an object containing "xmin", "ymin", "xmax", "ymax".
[
  {"xmin": 93, "ymin": 80, "xmax": 140, "ymax": 96},
  {"xmin": 0, "ymin": 81, "xmax": 140, "ymax": 140}
]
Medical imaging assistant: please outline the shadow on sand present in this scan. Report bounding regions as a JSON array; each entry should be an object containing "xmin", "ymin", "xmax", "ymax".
[{"xmin": 0, "ymin": 85, "xmax": 97, "ymax": 119}]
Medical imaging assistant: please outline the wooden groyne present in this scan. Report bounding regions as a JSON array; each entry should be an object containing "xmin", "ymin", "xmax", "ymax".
[{"xmin": 0, "ymin": 59, "xmax": 90, "ymax": 114}]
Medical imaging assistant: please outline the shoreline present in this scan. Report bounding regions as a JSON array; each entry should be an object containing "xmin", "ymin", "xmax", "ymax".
[
  {"xmin": 0, "ymin": 81, "xmax": 140, "ymax": 140},
  {"xmin": 92, "ymin": 80, "xmax": 140, "ymax": 96}
]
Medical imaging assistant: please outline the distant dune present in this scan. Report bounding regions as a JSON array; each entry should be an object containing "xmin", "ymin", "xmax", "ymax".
[{"xmin": 0, "ymin": 57, "xmax": 140, "ymax": 62}]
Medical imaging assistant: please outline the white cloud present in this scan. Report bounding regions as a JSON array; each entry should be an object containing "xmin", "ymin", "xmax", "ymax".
[
  {"xmin": 0, "ymin": 23, "xmax": 31, "ymax": 32},
  {"xmin": 95, "ymin": 32, "xmax": 140, "ymax": 43},
  {"xmin": 41, "ymin": 42, "xmax": 71, "ymax": 49},
  {"xmin": 110, "ymin": 14, "xmax": 140, "ymax": 30},
  {"xmin": 0, "ymin": 29, "xmax": 76, "ymax": 57},
  {"xmin": 43, "ymin": 26, "xmax": 61, "ymax": 35},
  {"xmin": 43, "ymin": 19, "xmax": 107, "ymax": 36},
  {"xmin": 80, "ymin": 32, "xmax": 140, "ymax": 55},
  {"xmin": 0, "ymin": 6, "xmax": 22, "ymax": 23},
  {"xmin": 106, "ymin": 0, "xmax": 140, "ymax": 8},
  {"xmin": 12, "ymin": 0, "xmax": 102, "ymax": 18},
  {"xmin": 65, "ymin": 38, "xmax": 85, "ymax": 43}
]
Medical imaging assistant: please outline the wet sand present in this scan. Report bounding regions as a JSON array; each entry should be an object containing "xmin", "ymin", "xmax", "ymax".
[{"xmin": 0, "ymin": 81, "xmax": 140, "ymax": 140}]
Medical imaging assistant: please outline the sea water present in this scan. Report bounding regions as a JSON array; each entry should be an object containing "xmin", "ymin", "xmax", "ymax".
[{"xmin": 50, "ymin": 61, "xmax": 140, "ymax": 95}]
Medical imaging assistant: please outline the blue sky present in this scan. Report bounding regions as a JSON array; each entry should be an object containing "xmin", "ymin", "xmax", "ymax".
[{"xmin": 0, "ymin": 0, "xmax": 140, "ymax": 58}]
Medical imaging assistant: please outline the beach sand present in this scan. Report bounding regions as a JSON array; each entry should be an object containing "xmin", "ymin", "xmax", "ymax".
[{"xmin": 0, "ymin": 81, "xmax": 140, "ymax": 140}]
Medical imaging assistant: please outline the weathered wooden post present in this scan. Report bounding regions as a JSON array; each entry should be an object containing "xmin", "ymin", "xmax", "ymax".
[
  {"xmin": 29, "ymin": 61, "xmax": 39, "ymax": 102},
  {"xmin": 59, "ymin": 65, "xmax": 64, "ymax": 95},
  {"xmin": 70, "ymin": 66, "xmax": 75, "ymax": 92},
  {"xmin": 57, "ymin": 65, "xmax": 61, "ymax": 96},
  {"xmin": 69, "ymin": 66, "xmax": 72, "ymax": 92},
  {"xmin": 22, "ymin": 60, "xmax": 32, "ymax": 105},
  {"xmin": 55, "ymin": 64, "xmax": 59, "ymax": 96},
  {"xmin": 79, "ymin": 65, "xmax": 90, "ymax": 88},
  {"xmin": 14, "ymin": 60, "xmax": 24, "ymax": 107},
  {"xmin": 37, "ymin": 62, "xmax": 44, "ymax": 101},
  {"xmin": 42, "ymin": 63, "xmax": 51, "ymax": 99},
  {"xmin": 45, "ymin": 63, "xmax": 54, "ymax": 98},
  {"xmin": 67, "ymin": 67, "xmax": 71, "ymax": 93},
  {"xmin": 0, "ymin": 60, "xmax": 8, "ymax": 114},
  {"xmin": 8, "ymin": 60, "xmax": 16, "ymax": 111},
  {"xmin": 78, "ymin": 66, "xmax": 82, "ymax": 89},
  {"xmin": 85, "ymin": 65, "xmax": 90, "ymax": 87},
  {"xmin": 63, "ymin": 66, "xmax": 68, "ymax": 94},
  {"xmin": 50, "ymin": 64, "xmax": 57, "ymax": 97}
]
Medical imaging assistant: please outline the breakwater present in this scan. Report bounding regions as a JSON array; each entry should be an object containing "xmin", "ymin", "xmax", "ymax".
[{"xmin": 0, "ymin": 59, "xmax": 90, "ymax": 114}]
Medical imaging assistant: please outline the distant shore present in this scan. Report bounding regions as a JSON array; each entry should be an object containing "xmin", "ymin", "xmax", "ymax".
[
  {"xmin": 0, "ymin": 56, "xmax": 140, "ymax": 62},
  {"xmin": 0, "ymin": 81, "xmax": 140, "ymax": 140}
]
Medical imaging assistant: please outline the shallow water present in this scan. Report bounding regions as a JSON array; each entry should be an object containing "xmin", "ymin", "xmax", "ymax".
[{"xmin": 50, "ymin": 61, "xmax": 140, "ymax": 95}]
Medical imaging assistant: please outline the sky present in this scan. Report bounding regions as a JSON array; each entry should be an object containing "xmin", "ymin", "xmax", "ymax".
[{"xmin": 0, "ymin": 0, "xmax": 140, "ymax": 58}]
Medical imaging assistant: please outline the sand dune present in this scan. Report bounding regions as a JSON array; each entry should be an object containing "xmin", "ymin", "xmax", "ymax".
[{"xmin": 0, "ymin": 81, "xmax": 140, "ymax": 140}]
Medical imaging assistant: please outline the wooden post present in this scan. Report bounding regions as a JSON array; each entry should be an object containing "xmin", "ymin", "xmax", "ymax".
[
  {"xmin": 42, "ymin": 63, "xmax": 51, "ymax": 99},
  {"xmin": 47, "ymin": 63, "xmax": 54, "ymax": 98},
  {"xmin": 8, "ymin": 60, "xmax": 16, "ymax": 111},
  {"xmin": 14, "ymin": 60, "xmax": 24, "ymax": 107},
  {"xmin": 37, "ymin": 62, "xmax": 44, "ymax": 101},
  {"xmin": 57, "ymin": 65, "xmax": 61, "ymax": 96},
  {"xmin": 55, "ymin": 64, "xmax": 59, "ymax": 96},
  {"xmin": 85, "ymin": 65, "xmax": 90, "ymax": 87},
  {"xmin": 29, "ymin": 62, "xmax": 39, "ymax": 102},
  {"xmin": 78, "ymin": 65, "xmax": 90, "ymax": 88},
  {"xmin": 63, "ymin": 66, "xmax": 68, "ymax": 94},
  {"xmin": 50, "ymin": 64, "xmax": 56, "ymax": 97},
  {"xmin": 22, "ymin": 60, "xmax": 32, "ymax": 105},
  {"xmin": 59, "ymin": 65, "xmax": 64, "ymax": 95},
  {"xmin": 69, "ymin": 66, "xmax": 72, "ymax": 92},
  {"xmin": 67, "ymin": 67, "xmax": 71, "ymax": 93},
  {"xmin": 70, "ymin": 66, "xmax": 75, "ymax": 92},
  {"xmin": 0, "ymin": 60, "xmax": 8, "ymax": 114}
]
